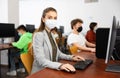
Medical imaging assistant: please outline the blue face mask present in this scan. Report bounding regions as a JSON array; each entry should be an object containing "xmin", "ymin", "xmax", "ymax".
[{"xmin": 18, "ymin": 32, "xmax": 22, "ymax": 36}]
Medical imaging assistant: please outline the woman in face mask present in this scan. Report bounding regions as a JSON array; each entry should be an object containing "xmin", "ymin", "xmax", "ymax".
[
  {"xmin": 31, "ymin": 7, "xmax": 85, "ymax": 74},
  {"xmin": 85, "ymin": 22, "xmax": 97, "ymax": 44},
  {"xmin": 67, "ymin": 18, "xmax": 96, "ymax": 54}
]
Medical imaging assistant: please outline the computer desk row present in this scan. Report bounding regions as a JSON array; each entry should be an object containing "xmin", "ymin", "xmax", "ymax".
[
  {"xmin": 26, "ymin": 52, "xmax": 120, "ymax": 78},
  {"xmin": 0, "ymin": 43, "xmax": 12, "ymax": 50},
  {"xmin": 0, "ymin": 43, "xmax": 13, "ymax": 68}
]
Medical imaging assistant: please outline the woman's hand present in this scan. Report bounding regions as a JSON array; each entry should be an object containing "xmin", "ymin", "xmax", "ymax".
[
  {"xmin": 59, "ymin": 63, "xmax": 76, "ymax": 72},
  {"xmin": 72, "ymin": 55, "xmax": 85, "ymax": 61}
]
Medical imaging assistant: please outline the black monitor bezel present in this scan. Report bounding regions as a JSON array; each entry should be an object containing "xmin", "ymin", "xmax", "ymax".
[{"xmin": 0, "ymin": 23, "xmax": 15, "ymax": 38}]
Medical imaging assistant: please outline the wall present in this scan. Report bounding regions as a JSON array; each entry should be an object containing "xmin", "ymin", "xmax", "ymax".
[
  {"xmin": 8, "ymin": 0, "xmax": 19, "ymax": 27},
  {"xmin": 0, "ymin": 0, "xmax": 19, "ymax": 65},
  {"xmin": 19, "ymin": 0, "xmax": 120, "ymax": 35},
  {"xmin": 0, "ymin": 0, "xmax": 8, "ymax": 23},
  {"xmin": 0, "ymin": 0, "xmax": 19, "ymax": 28}
]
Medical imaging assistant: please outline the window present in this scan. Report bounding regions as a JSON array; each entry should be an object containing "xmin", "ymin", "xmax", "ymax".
[{"xmin": 84, "ymin": 0, "xmax": 98, "ymax": 3}]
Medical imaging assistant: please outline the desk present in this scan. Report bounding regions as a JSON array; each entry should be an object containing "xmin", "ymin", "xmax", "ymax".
[
  {"xmin": 0, "ymin": 43, "xmax": 12, "ymax": 50},
  {"xmin": 0, "ymin": 44, "xmax": 13, "ymax": 68},
  {"xmin": 26, "ymin": 52, "xmax": 120, "ymax": 78}
]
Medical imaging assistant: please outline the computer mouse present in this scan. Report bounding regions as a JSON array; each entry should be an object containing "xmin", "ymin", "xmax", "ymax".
[{"xmin": 70, "ymin": 70, "xmax": 76, "ymax": 73}]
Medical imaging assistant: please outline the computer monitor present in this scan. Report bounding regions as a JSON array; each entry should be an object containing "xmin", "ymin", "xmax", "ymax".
[
  {"xmin": 105, "ymin": 16, "xmax": 120, "ymax": 72},
  {"xmin": 59, "ymin": 26, "xmax": 64, "ymax": 34},
  {"xmin": 0, "ymin": 23, "xmax": 15, "ymax": 38},
  {"xmin": 26, "ymin": 24, "xmax": 35, "ymax": 33},
  {"xmin": 96, "ymin": 27, "xmax": 120, "ymax": 60},
  {"xmin": 14, "ymin": 29, "xmax": 20, "ymax": 42},
  {"xmin": 96, "ymin": 28, "xmax": 110, "ymax": 59}
]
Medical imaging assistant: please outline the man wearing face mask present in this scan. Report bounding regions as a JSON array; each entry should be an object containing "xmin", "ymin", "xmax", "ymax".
[
  {"xmin": 86, "ymin": 22, "xmax": 97, "ymax": 44},
  {"xmin": 67, "ymin": 18, "xmax": 96, "ymax": 53},
  {"xmin": 7, "ymin": 25, "xmax": 32, "ymax": 76}
]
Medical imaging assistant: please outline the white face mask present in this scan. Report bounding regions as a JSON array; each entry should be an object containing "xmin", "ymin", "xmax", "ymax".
[{"xmin": 45, "ymin": 19, "xmax": 57, "ymax": 30}]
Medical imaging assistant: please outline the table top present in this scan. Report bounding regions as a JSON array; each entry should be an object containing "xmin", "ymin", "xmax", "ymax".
[
  {"xmin": 0, "ymin": 43, "xmax": 13, "ymax": 50},
  {"xmin": 26, "ymin": 52, "xmax": 120, "ymax": 78}
]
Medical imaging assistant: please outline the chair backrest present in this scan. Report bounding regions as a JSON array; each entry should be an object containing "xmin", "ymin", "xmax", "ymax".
[
  {"xmin": 55, "ymin": 36, "xmax": 65, "ymax": 45},
  {"xmin": 68, "ymin": 45, "xmax": 78, "ymax": 54},
  {"xmin": 20, "ymin": 42, "xmax": 34, "ymax": 75}
]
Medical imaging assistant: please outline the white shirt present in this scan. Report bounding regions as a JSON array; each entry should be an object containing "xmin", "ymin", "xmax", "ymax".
[{"xmin": 67, "ymin": 33, "xmax": 86, "ymax": 47}]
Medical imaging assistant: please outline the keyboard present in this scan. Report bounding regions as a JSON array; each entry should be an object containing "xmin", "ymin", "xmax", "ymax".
[{"xmin": 73, "ymin": 59, "xmax": 93, "ymax": 70}]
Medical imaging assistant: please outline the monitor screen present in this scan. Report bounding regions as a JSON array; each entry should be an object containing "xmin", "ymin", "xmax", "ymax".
[
  {"xmin": 0, "ymin": 23, "xmax": 15, "ymax": 38},
  {"xmin": 59, "ymin": 26, "xmax": 64, "ymax": 33},
  {"xmin": 105, "ymin": 16, "xmax": 117, "ymax": 64},
  {"xmin": 96, "ymin": 27, "xmax": 120, "ymax": 60},
  {"xmin": 26, "ymin": 24, "xmax": 35, "ymax": 33},
  {"xmin": 105, "ymin": 16, "xmax": 120, "ymax": 72}
]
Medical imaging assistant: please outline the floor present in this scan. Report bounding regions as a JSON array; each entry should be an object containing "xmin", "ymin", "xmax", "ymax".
[{"xmin": 0, "ymin": 65, "xmax": 28, "ymax": 78}]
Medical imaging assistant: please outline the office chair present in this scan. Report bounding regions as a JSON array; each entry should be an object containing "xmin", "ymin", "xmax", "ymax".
[
  {"xmin": 68, "ymin": 45, "xmax": 78, "ymax": 54},
  {"xmin": 20, "ymin": 42, "xmax": 34, "ymax": 75}
]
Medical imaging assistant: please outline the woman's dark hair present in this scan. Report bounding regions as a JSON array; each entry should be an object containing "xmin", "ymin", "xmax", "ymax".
[
  {"xmin": 89, "ymin": 22, "xmax": 97, "ymax": 30},
  {"xmin": 17, "ymin": 25, "xmax": 27, "ymax": 31},
  {"xmin": 37, "ymin": 7, "xmax": 57, "ymax": 32},
  {"xmin": 71, "ymin": 18, "xmax": 83, "ymax": 29}
]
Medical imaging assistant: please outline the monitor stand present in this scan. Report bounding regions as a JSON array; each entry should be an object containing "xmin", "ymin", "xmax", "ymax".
[{"xmin": 105, "ymin": 64, "xmax": 120, "ymax": 72}]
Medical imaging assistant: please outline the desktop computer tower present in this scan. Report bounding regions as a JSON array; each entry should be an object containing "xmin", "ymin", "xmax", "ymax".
[
  {"xmin": 96, "ymin": 28, "xmax": 109, "ymax": 59},
  {"xmin": 96, "ymin": 28, "xmax": 120, "ymax": 60}
]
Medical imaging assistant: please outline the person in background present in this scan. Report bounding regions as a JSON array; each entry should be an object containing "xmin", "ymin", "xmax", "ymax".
[
  {"xmin": 51, "ymin": 27, "xmax": 60, "ymax": 39},
  {"xmin": 51, "ymin": 27, "xmax": 64, "ymax": 50},
  {"xmin": 86, "ymin": 22, "xmax": 97, "ymax": 44},
  {"xmin": 7, "ymin": 25, "xmax": 32, "ymax": 76},
  {"xmin": 67, "ymin": 18, "xmax": 96, "ymax": 53},
  {"xmin": 31, "ymin": 7, "xmax": 85, "ymax": 74}
]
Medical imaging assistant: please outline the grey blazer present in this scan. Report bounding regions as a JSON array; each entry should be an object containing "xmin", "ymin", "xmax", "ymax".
[{"xmin": 31, "ymin": 30, "xmax": 73, "ymax": 74}]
